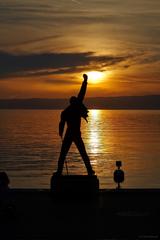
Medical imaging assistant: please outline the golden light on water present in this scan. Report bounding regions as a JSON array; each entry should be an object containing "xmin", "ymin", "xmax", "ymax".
[
  {"xmin": 88, "ymin": 110, "xmax": 101, "ymax": 155},
  {"xmin": 90, "ymin": 131, "xmax": 99, "ymax": 155}
]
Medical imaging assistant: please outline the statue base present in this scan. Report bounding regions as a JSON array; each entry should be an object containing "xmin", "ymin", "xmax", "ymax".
[{"xmin": 50, "ymin": 174, "xmax": 99, "ymax": 201}]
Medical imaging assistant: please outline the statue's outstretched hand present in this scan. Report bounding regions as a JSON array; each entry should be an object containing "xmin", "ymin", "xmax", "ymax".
[{"xmin": 83, "ymin": 74, "xmax": 88, "ymax": 82}]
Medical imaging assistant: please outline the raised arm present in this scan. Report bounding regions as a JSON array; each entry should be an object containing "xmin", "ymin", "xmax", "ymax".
[{"xmin": 77, "ymin": 74, "xmax": 88, "ymax": 102}]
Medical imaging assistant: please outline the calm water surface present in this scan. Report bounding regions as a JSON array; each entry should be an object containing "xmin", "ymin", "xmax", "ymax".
[{"xmin": 0, "ymin": 109, "xmax": 160, "ymax": 189}]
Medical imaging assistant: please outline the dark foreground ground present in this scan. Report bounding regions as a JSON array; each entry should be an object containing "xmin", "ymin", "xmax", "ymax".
[{"xmin": 0, "ymin": 187, "xmax": 160, "ymax": 240}]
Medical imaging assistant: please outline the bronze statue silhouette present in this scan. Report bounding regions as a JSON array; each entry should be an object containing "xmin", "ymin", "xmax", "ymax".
[{"xmin": 56, "ymin": 74, "xmax": 95, "ymax": 175}]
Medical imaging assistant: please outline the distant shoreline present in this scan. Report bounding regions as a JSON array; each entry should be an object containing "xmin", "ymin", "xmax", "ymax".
[
  {"xmin": 1, "ymin": 108, "xmax": 160, "ymax": 110},
  {"xmin": 0, "ymin": 95, "xmax": 160, "ymax": 110}
]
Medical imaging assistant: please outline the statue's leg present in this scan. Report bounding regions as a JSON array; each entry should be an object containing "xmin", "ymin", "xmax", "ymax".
[
  {"xmin": 74, "ymin": 136, "xmax": 95, "ymax": 175},
  {"xmin": 56, "ymin": 134, "xmax": 72, "ymax": 175}
]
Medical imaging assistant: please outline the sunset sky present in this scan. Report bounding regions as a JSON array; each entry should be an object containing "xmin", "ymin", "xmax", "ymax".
[{"xmin": 0, "ymin": 0, "xmax": 160, "ymax": 99}]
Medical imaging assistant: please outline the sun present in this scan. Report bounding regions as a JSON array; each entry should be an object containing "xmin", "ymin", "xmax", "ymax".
[{"xmin": 87, "ymin": 71, "xmax": 105, "ymax": 84}]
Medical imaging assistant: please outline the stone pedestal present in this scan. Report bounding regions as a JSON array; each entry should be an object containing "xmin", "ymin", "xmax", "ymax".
[{"xmin": 50, "ymin": 174, "xmax": 99, "ymax": 202}]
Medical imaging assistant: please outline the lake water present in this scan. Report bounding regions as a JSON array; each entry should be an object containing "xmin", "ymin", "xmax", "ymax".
[{"xmin": 0, "ymin": 109, "xmax": 160, "ymax": 189}]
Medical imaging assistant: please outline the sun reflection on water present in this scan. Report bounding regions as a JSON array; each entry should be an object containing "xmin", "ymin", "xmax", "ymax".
[
  {"xmin": 88, "ymin": 110, "xmax": 101, "ymax": 157},
  {"xmin": 86, "ymin": 109, "xmax": 115, "ymax": 186}
]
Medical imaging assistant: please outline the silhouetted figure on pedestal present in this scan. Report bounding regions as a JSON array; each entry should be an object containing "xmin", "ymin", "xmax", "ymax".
[{"xmin": 56, "ymin": 74, "xmax": 95, "ymax": 176}]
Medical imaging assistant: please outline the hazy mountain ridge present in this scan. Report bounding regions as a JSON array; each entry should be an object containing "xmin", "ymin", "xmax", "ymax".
[{"xmin": 0, "ymin": 95, "xmax": 160, "ymax": 109}]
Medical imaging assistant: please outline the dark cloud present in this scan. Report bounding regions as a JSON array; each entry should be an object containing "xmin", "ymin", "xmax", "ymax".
[
  {"xmin": 139, "ymin": 53, "xmax": 160, "ymax": 65},
  {"xmin": 0, "ymin": 35, "xmax": 60, "ymax": 48},
  {"xmin": 44, "ymin": 78, "xmax": 79, "ymax": 85},
  {"xmin": 0, "ymin": 51, "xmax": 128, "ymax": 79}
]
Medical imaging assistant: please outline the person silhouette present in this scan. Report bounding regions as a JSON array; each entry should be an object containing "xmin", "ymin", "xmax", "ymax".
[{"xmin": 56, "ymin": 74, "xmax": 95, "ymax": 176}]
